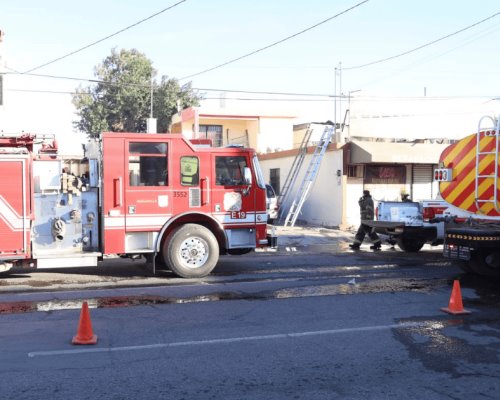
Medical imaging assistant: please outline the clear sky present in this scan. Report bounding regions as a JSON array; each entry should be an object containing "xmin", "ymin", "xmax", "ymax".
[
  {"xmin": 1, "ymin": 0, "xmax": 500, "ymax": 152},
  {"xmin": 3, "ymin": 0, "xmax": 500, "ymax": 96}
]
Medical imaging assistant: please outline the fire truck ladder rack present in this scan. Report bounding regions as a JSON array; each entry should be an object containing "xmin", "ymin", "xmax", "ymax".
[
  {"xmin": 283, "ymin": 125, "xmax": 335, "ymax": 227},
  {"xmin": 277, "ymin": 125, "xmax": 314, "ymax": 224},
  {"xmin": 475, "ymin": 115, "xmax": 500, "ymax": 213}
]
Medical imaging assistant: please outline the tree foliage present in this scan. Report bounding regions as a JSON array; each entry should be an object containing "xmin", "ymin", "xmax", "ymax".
[{"xmin": 72, "ymin": 48, "xmax": 200, "ymax": 138}]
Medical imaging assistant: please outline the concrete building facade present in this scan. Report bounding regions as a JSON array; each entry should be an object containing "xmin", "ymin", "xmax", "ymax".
[{"xmin": 171, "ymin": 93, "xmax": 500, "ymax": 229}]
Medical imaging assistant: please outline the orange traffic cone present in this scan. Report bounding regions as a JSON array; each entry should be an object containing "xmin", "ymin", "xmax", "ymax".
[
  {"xmin": 441, "ymin": 280, "xmax": 471, "ymax": 315},
  {"xmin": 72, "ymin": 301, "xmax": 98, "ymax": 345}
]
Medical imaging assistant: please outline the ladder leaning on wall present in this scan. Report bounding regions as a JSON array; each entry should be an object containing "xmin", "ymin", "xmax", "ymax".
[
  {"xmin": 277, "ymin": 125, "xmax": 314, "ymax": 223},
  {"xmin": 283, "ymin": 124, "xmax": 335, "ymax": 227}
]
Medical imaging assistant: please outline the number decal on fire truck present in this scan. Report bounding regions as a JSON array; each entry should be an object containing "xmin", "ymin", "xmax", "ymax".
[
  {"xmin": 231, "ymin": 211, "xmax": 246, "ymax": 219},
  {"xmin": 173, "ymin": 191, "xmax": 187, "ymax": 198}
]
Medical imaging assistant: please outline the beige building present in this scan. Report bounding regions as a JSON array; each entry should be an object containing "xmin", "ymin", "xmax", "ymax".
[{"xmin": 170, "ymin": 106, "xmax": 295, "ymax": 153}]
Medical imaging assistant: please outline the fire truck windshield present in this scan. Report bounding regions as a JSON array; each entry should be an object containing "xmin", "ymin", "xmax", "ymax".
[{"xmin": 216, "ymin": 156, "xmax": 248, "ymax": 186}]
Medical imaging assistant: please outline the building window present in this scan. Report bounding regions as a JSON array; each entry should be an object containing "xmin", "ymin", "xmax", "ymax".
[
  {"xmin": 347, "ymin": 165, "xmax": 363, "ymax": 178},
  {"xmin": 270, "ymin": 168, "xmax": 280, "ymax": 195},
  {"xmin": 198, "ymin": 124, "xmax": 223, "ymax": 147}
]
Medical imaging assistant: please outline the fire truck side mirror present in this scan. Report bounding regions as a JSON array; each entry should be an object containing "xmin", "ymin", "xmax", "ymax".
[
  {"xmin": 242, "ymin": 167, "xmax": 252, "ymax": 196},
  {"xmin": 243, "ymin": 167, "xmax": 252, "ymax": 185}
]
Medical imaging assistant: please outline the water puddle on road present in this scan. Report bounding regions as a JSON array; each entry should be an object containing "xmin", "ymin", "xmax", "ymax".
[{"xmin": 0, "ymin": 277, "xmax": 445, "ymax": 315}]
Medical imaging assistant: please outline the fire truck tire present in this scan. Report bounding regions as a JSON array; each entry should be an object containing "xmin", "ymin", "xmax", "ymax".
[
  {"xmin": 396, "ymin": 237, "xmax": 425, "ymax": 252},
  {"xmin": 468, "ymin": 249, "xmax": 500, "ymax": 277},
  {"xmin": 163, "ymin": 224, "xmax": 219, "ymax": 278}
]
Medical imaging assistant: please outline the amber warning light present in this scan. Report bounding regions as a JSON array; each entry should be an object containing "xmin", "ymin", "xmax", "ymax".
[{"xmin": 434, "ymin": 168, "xmax": 453, "ymax": 182}]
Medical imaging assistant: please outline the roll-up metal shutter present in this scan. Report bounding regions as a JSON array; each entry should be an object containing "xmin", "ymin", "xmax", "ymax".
[{"xmin": 412, "ymin": 164, "xmax": 434, "ymax": 200}]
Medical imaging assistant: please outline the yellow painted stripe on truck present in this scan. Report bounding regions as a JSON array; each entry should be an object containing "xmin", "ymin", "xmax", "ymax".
[{"xmin": 440, "ymin": 133, "xmax": 500, "ymax": 216}]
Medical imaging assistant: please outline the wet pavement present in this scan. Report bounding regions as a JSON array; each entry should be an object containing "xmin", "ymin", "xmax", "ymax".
[
  {"xmin": 0, "ymin": 224, "xmax": 498, "ymax": 318},
  {"xmin": 2, "ymin": 226, "xmax": 500, "ymax": 399},
  {"xmin": 0, "ymin": 225, "xmax": 355, "ymax": 294}
]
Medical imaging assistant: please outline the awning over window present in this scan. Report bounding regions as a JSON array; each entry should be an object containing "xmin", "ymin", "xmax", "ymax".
[{"xmin": 348, "ymin": 140, "xmax": 450, "ymax": 164}]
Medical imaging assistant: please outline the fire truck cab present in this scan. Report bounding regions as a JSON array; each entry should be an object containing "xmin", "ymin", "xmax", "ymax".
[{"xmin": 0, "ymin": 132, "xmax": 272, "ymax": 278}]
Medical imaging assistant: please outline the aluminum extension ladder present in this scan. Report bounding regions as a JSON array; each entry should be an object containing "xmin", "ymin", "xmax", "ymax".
[
  {"xmin": 283, "ymin": 124, "xmax": 335, "ymax": 226},
  {"xmin": 277, "ymin": 125, "xmax": 314, "ymax": 223},
  {"xmin": 475, "ymin": 115, "xmax": 500, "ymax": 214}
]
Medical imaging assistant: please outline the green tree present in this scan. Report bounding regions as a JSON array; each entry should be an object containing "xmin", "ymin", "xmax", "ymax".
[{"xmin": 72, "ymin": 48, "xmax": 199, "ymax": 138}]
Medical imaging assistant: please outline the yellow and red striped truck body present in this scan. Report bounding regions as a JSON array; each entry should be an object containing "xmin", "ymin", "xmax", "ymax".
[{"xmin": 435, "ymin": 116, "xmax": 500, "ymax": 276}]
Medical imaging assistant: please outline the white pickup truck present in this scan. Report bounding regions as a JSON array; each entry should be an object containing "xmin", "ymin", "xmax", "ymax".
[{"xmin": 363, "ymin": 200, "xmax": 448, "ymax": 252}]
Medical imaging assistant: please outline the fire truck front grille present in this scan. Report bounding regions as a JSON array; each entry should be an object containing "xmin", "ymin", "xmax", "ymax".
[{"xmin": 189, "ymin": 188, "xmax": 201, "ymax": 207}]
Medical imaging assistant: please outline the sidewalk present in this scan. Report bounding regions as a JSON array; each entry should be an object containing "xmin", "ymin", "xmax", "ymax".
[{"xmin": 272, "ymin": 225, "xmax": 355, "ymax": 247}]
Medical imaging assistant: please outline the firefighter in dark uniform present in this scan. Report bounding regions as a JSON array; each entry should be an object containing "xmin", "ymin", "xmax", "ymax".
[{"xmin": 349, "ymin": 190, "xmax": 382, "ymax": 250}]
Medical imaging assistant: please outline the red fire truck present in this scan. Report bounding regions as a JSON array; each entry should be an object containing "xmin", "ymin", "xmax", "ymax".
[{"xmin": 0, "ymin": 132, "xmax": 273, "ymax": 278}]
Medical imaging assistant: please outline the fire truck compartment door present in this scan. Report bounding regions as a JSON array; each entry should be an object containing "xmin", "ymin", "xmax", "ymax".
[
  {"xmin": 124, "ymin": 140, "xmax": 172, "ymax": 252},
  {"xmin": 0, "ymin": 158, "xmax": 30, "ymax": 257}
]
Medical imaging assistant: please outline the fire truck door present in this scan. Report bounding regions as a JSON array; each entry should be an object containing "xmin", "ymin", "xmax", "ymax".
[
  {"xmin": 124, "ymin": 140, "xmax": 171, "ymax": 252},
  {"xmin": 174, "ymin": 153, "xmax": 212, "ymax": 214},
  {"xmin": 0, "ymin": 157, "xmax": 30, "ymax": 257},
  {"xmin": 212, "ymin": 154, "xmax": 257, "ymax": 227}
]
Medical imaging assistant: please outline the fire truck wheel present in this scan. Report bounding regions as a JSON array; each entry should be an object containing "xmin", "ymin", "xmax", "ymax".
[
  {"xmin": 164, "ymin": 224, "xmax": 219, "ymax": 278},
  {"xmin": 396, "ymin": 237, "xmax": 425, "ymax": 252},
  {"xmin": 468, "ymin": 249, "xmax": 500, "ymax": 277}
]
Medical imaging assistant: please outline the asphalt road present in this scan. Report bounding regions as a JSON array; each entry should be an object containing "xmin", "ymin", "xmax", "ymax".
[{"xmin": 1, "ymin": 227, "xmax": 499, "ymax": 399}]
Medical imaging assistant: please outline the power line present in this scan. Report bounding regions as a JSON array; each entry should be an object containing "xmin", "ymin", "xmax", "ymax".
[
  {"xmin": 2, "ymin": 71, "xmax": 335, "ymax": 96},
  {"xmin": 8, "ymin": 86, "xmax": 499, "ymax": 103},
  {"xmin": 179, "ymin": 0, "xmax": 370, "ymax": 81},
  {"xmin": 6, "ymin": 69, "xmax": 500, "ymax": 101},
  {"xmin": 355, "ymin": 22, "xmax": 500, "ymax": 90},
  {"xmin": 195, "ymin": 87, "xmax": 332, "ymax": 97},
  {"xmin": 344, "ymin": 10, "xmax": 500, "ymax": 70},
  {"xmin": 201, "ymin": 97, "xmax": 334, "ymax": 102},
  {"xmin": 22, "ymin": 0, "xmax": 187, "ymax": 74},
  {"xmin": 3, "ymin": 71, "xmax": 153, "ymax": 89},
  {"xmin": 5, "ymin": 88, "xmax": 336, "ymax": 101},
  {"xmin": 7, "ymin": 88, "xmax": 78, "ymax": 95},
  {"xmin": 6, "ymin": 71, "xmax": 500, "ymax": 100}
]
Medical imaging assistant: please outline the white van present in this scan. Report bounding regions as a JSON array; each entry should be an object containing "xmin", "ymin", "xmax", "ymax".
[{"xmin": 265, "ymin": 184, "xmax": 279, "ymax": 224}]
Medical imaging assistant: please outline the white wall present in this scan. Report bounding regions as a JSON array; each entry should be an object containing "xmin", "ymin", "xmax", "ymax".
[
  {"xmin": 0, "ymin": 74, "xmax": 86, "ymax": 156},
  {"xmin": 257, "ymin": 118, "xmax": 294, "ymax": 153},
  {"xmin": 349, "ymin": 97, "xmax": 500, "ymax": 141},
  {"xmin": 345, "ymin": 179, "xmax": 363, "ymax": 228},
  {"xmin": 259, "ymin": 150, "xmax": 343, "ymax": 228}
]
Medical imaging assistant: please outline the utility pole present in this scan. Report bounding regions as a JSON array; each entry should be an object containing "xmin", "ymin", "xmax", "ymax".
[
  {"xmin": 147, "ymin": 76, "xmax": 157, "ymax": 133},
  {"xmin": 334, "ymin": 62, "xmax": 342, "ymax": 142},
  {"xmin": 347, "ymin": 90, "xmax": 361, "ymax": 142},
  {"xmin": 338, "ymin": 62, "xmax": 342, "ymax": 134}
]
